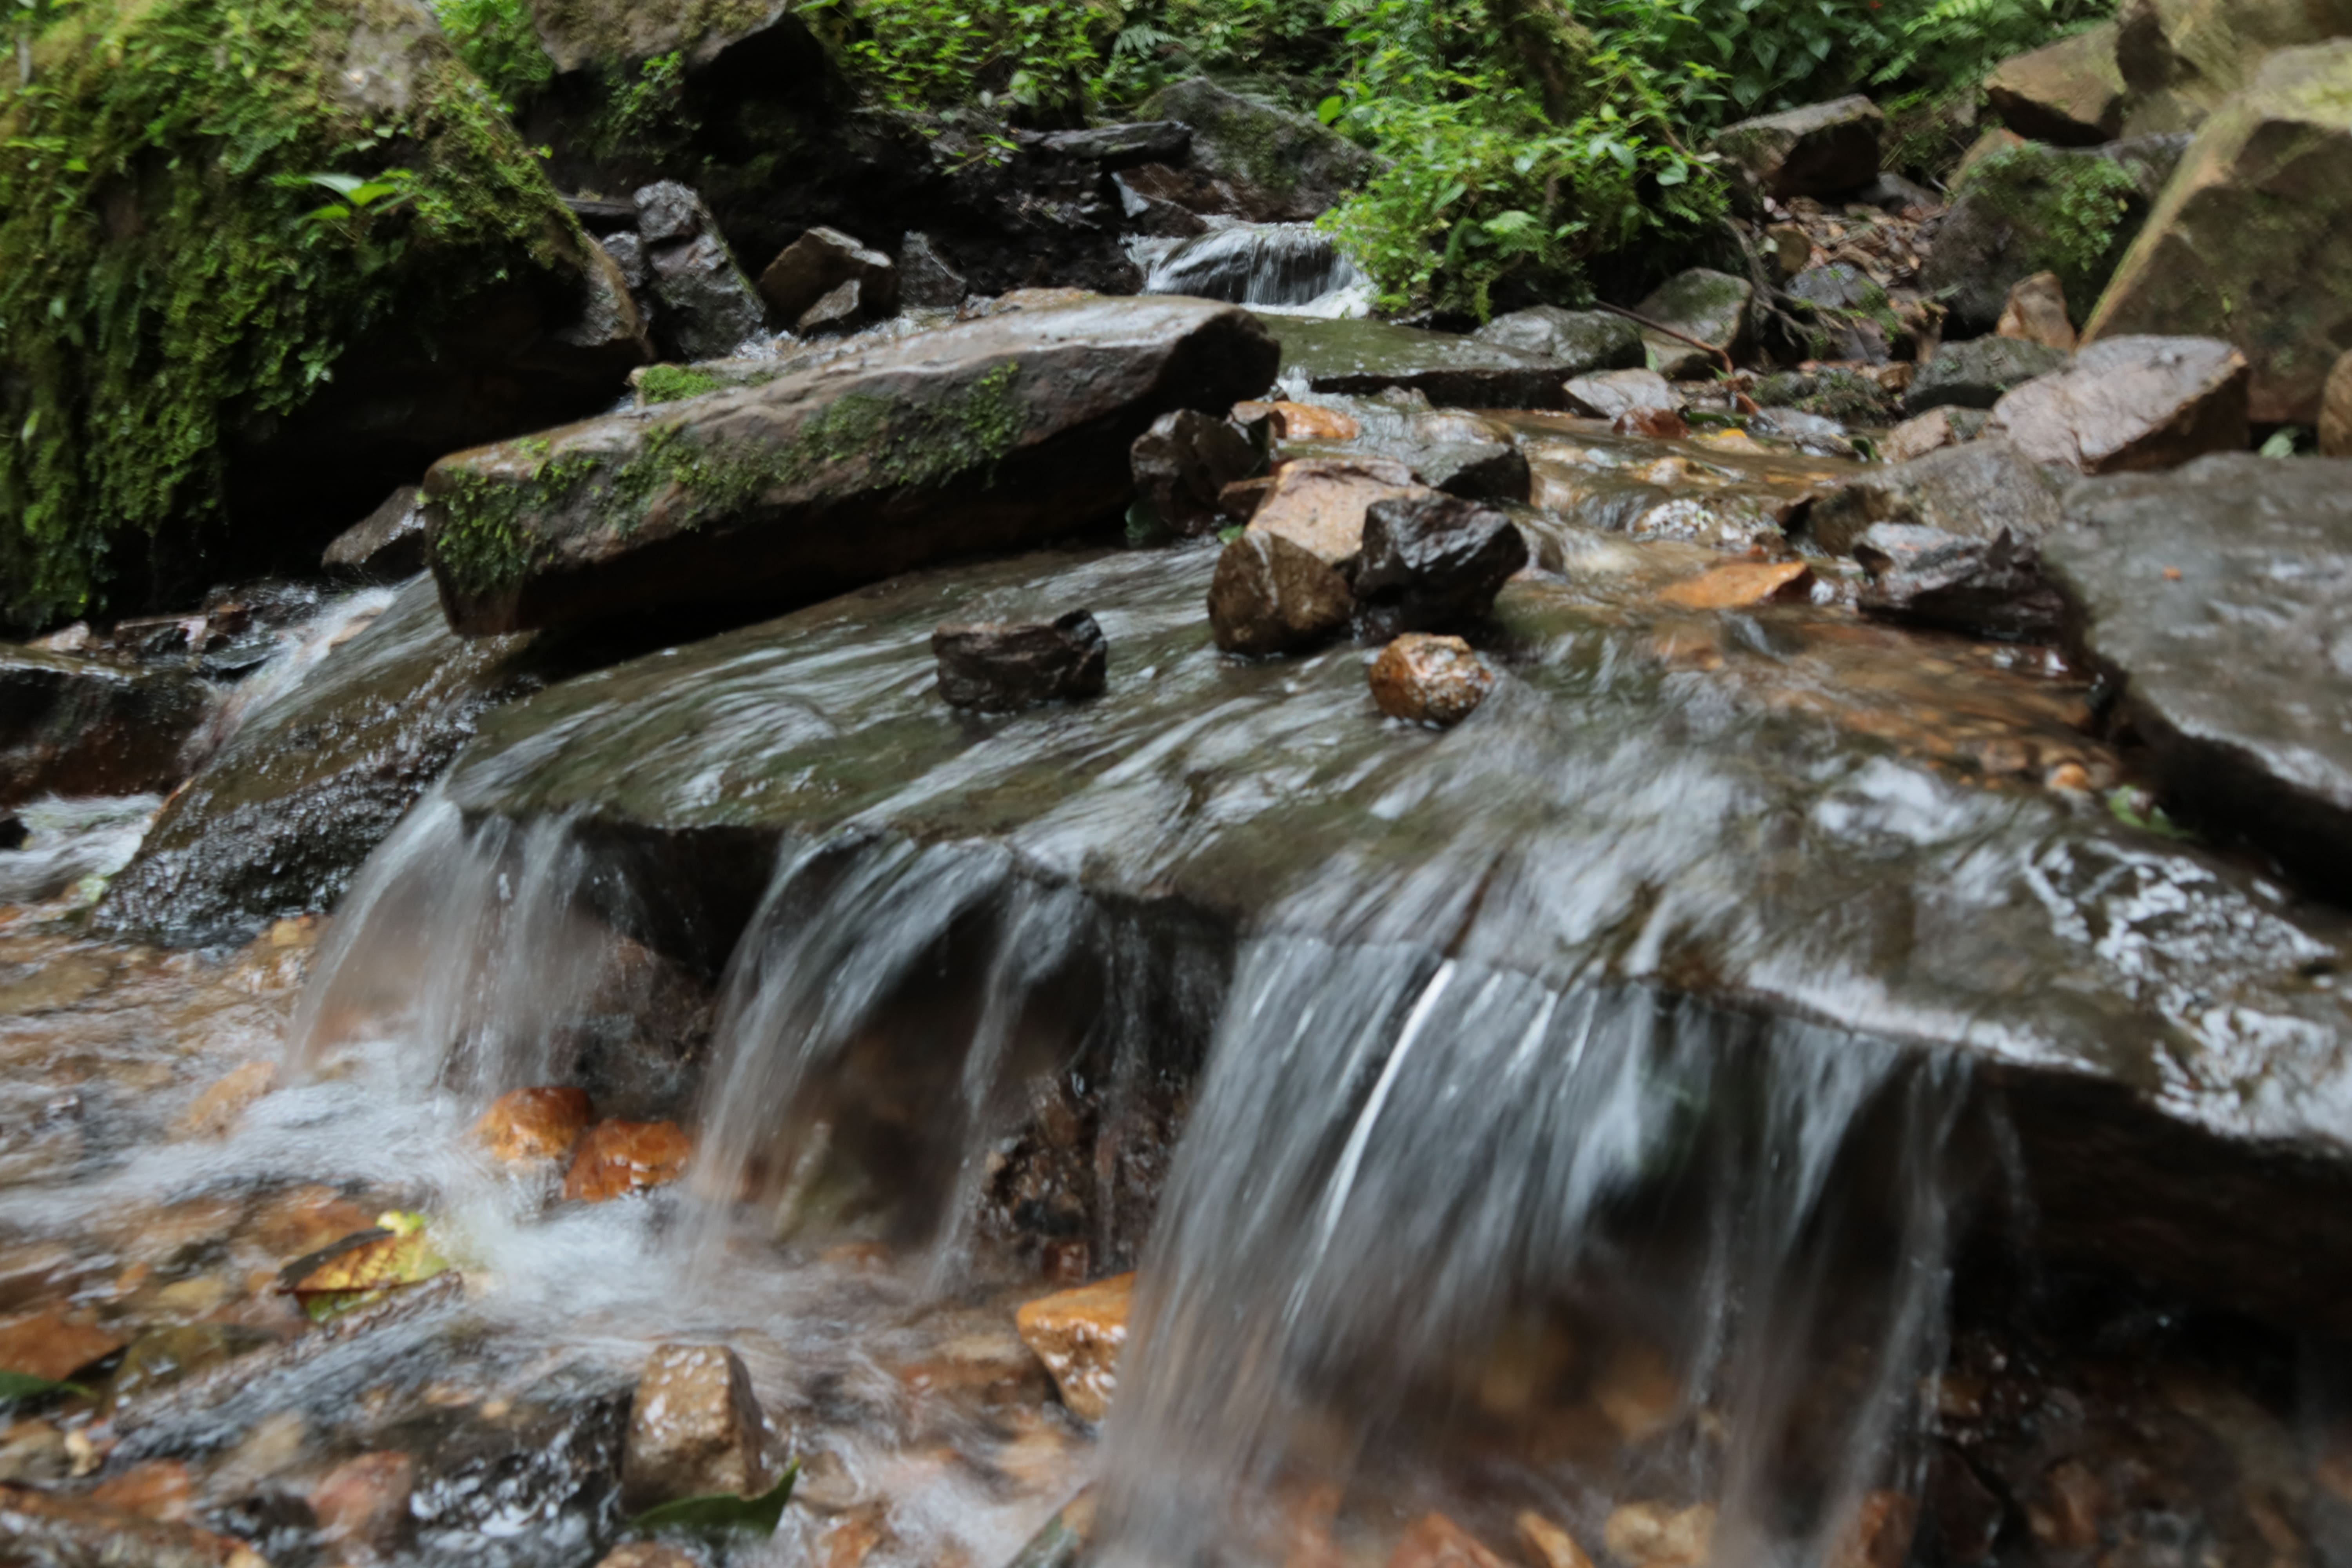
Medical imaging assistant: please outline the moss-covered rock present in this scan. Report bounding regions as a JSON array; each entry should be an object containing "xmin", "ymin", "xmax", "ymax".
[
  {"xmin": 1138, "ymin": 78, "xmax": 1384, "ymax": 223},
  {"xmin": 1921, "ymin": 136, "xmax": 2187, "ymax": 335},
  {"xmin": 2087, "ymin": 39, "xmax": 2352, "ymax": 425},
  {"xmin": 423, "ymin": 294, "xmax": 1280, "ymax": 634},
  {"xmin": 1753, "ymin": 368, "xmax": 1897, "ymax": 427},
  {"xmin": 0, "ymin": 0, "xmax": 649, "ymax": 632}
]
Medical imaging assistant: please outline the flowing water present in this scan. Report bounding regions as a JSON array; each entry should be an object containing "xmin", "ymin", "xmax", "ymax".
[
  {"xmin": 1139, "ymin": 225, "xmax": 1371, "ymax": 317},
  {"xmin": 5, "ymin": 332, "xmax": 2351, "ymax": 1568}
]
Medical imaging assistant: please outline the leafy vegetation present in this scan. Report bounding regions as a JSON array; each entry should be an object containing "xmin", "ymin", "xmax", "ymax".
[
  {"xmin": 0, "ymin": 0, "xmax": 592, "ymax": 629},
  {"xmin": 430, "ymin": 0, "xmax": 557, "ymax": 108}
]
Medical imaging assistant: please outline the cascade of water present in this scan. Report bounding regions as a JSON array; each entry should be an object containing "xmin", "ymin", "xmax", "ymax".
[
  {"xmin": 285, "ymin": 792, "xmax": 666, "ymax": 1103},
  {"xmin": 1087, "ymin": 936, "xmax": 1971, "ymax": 1568},
  {"xmin": 1141, "ymin": 223, "xmax": 1371, "ymax": 315}
]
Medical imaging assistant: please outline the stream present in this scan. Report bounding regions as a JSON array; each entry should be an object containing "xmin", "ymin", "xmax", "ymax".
[{"xmin": 4, "ymin": 300, "xmax": 2352, "ymax": 1568}]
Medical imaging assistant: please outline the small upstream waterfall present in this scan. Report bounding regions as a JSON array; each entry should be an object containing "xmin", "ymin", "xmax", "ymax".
[{"xmin": 1140, "ymin": 223, "xmax": 1371, "ymax": 316}]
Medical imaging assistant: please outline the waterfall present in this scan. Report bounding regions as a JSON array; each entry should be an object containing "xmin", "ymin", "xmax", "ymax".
[{"xmin": 1140, "ymin": 223, "xmax": 1372, "ymax": 316}]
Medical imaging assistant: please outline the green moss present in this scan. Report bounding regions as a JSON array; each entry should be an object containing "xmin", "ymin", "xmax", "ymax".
[
  {"xmin": 430, "ymin": 0, "xmax": 555, "ymax": 106},
  {"xmin": 1752, "ymin": 369, "xmax": 1895, "ymax": 425},
  {"xmin": 638, "ymin": 365, "xmax": 727, "ymax": 405},
  {"xmin": 0, "ymin": 0, "xmax": 597, "ymax": 629},
  {"xmin": 1960, "ymin": 145, "xmax": 2144, "ymax": 323},
  {"xmin": 439, "ymin": 361, "xmax": 1029, "ymax": 594}
]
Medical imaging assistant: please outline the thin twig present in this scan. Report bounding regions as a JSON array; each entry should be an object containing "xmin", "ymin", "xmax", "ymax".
[{"xmin": 1592, "ymin": 301, "xmax": 1737, "ymax": 377}]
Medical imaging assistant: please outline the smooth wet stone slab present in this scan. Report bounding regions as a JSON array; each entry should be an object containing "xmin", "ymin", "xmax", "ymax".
[
  {"xmin": 0, "ymin": 650, "xmax": 211, "ymax": 809},
  {"xmin": 95, "ymin": 580, "xmax": 541, "ymax": 946},
  {"xmin": 441, "ymin": 529, "xmax": 2352, "ymax": 1329},
  {"xmin": 1265, "ymin": 317, "xmax": 1575, "ymax": 409},
  {"xmin": 424, "ymin": 296, "xmax": 1279, "ymax": 635},
  {"xmin": 2045, "ymin": 454, "xmax": 2352, "ymax": 894}
]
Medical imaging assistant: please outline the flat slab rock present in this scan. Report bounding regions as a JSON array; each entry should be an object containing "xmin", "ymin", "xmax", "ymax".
[
  {"xmin": 423, "ymin": 296, "xmax": 1279, "ymax": 635},
  {"xmin": 1266, "ymin": 317, "xmax": 1576, "ymax": 409},
  {"xmin": 439, "ymin": 540, "xmax": 2352, "ymax": 1331},
  {"xmin": 2044, "ymin": 454, "xmax": 2352, "ymax": 894}
]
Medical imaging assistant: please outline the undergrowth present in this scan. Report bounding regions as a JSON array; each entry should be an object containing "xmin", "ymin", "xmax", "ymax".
[{"xmin": 0, "ymin": 0, "xmax": 588, "ymax": 628}]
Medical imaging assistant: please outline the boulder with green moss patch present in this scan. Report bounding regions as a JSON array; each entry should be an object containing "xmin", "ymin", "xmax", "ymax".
[
  {"xmin": 1138, "ymin": 78, "xmax": 1384, "ymax": 223},
  {"xmin": 423, "ymin": 296, "xmax": 1281, "ymax": 633},
  {"xmin": 0, "ymin": 0, "xmax": 649, "ymax": 633},
  {"xmin": 2087, "ymin": 40, "xmax": 2352, "ymax": 426},
  {"xmin": 1922, "ymin": 136, "xmax": 2187, "ymax": 335},
  {"xmin": 2116, "ymin": 0, "xmax": 2352, "ymax": 135}
]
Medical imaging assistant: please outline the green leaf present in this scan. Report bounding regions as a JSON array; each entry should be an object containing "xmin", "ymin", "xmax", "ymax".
[
  {"xmin": 1316, "ymin": 94, "xmax": 1345, "ymax": 125},
  {"xmin": 0, "ymin": 1371, "xmax": 85, "ymax": 1404},
  {"xmin": 628, "ymin": 1463, "xmax": 799, "ymax": 1538},
  {"xmin": 302, "ymin": 171, "xmax": 369, "ymax": 198},
  {"xmin": 2259, "ymin": 428, "xmax": 2304, "ymax": 459}
]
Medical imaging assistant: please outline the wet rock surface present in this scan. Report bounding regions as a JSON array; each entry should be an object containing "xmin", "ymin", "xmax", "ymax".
[
  {"xmin": 1015, "ymin": 1274, "xmax": 1133, "ymax": 1424},
  {"xmin": 1270, "ymin": 317, "xmax": 1578, "ymax": 408},
  {"xmin": 2044, "ymin": 454, "xmax": 2352, "ymax": 893},
  {"xmin": 323, "ymin": 487, "xmax": 431, "ymax": 581},
  {"xmin": 1354, "ymin": 494, "xmax": 1530, "ymax": 636},
  {"xmin": 1991, "ymin": 334, "xmax": 2249, "ymax": 473},
  {"xmin": 424, "ymin": 295, "xmax": 1279, "ymax": 635},
  {"xmin": 1367, "ymin": 633, "xmax": 1497, "ymax": 726},
  {"xmin": 1131, "ymin": 410, "xmax": 1261, "ymax": 539},
  {"xmin": 0, "ymin": 650, "xmax": 212, "ymax": 810},
  {"xmin": 1472, "ymin": 309, "xmax": 1646, "ymax": 377},
  {"xmin": 94, "ymin": 579, "xmax": 543, "ymax": 946},
  {"xmin": 1137, "ymin": 78, "xmax": 1383, "ymax": 221},
  {"xmin": 1802, "ymin": 439, "xmax": 2067, "ymax": 557},
  {"xmin": 1908, "ymin": 338, "xmax": 2072, "ymax": 414},
  {"xmin": 620, "ymin": 1344, "xmax": 769, "ymax": 1512},
  {"xmin": 933, "ymin": 612, "xmax": 1110, "ymax": 711},
  {"xmin": 757, "ymin": 225, "xmax": 901, "ymax": 326},
  {"xmin": 1633, "ymin": 270, "xmax": 1752, "ymax": 377},
  {"xmin": 1208, "ymin": 532, "xmax": 1356, "ymax": 656}
]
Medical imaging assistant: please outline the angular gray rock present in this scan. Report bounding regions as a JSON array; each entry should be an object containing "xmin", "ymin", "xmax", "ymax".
[
  {"xmin": 933, "ymin": 613, "xmax": 1108, "ymax": 711},
  {"xmin": 1564, "ymin": 369, "xmax": 1681, "ymax": 421},
  {"xmin": 1634, "ymin": 269, "xmax": 1752, "ymax": 377},
  {"xmin": 424, "ymin": 295, "xmax": 1281, "ymax": 635},
  {"xmin": 1471, "ymin": 308, "xmax": 1644, "ymax": 376},
  {"xmin": 757, "ymin": 226, "xmax": 900, "ymax": 326},
  {"xmin": 1038, "ymin": 122, "xmax": 1192, "ymax": 165},
  {"xmin": 1273, "ymin": 317, "xmax": 1577, "ymax": 409},
  {"xmin": 1207, "ymin": 531, "xmax": 1353, "ymax": 656},
  {"xmin": 0, "ymin": 650, "xmax": 211, "ymax": 809},
  {"xmin": 1853, "ymin": 523, "xmax": 2067, "ymax": 642},
  {"xmin": 1907, "ymin": 338, "xmax": 2072, "ymax": 415},
  {"xmin": 2044, "ymin": 454, "xmax": 2352, "ymax": 891},
  {"xmin": 1984, "ymin": 23, "xmax": 2129, "ymax": 146},
  {"xmin": 1132, "ymin": 410, "xmax": 1259, "ymax": 539},
  {"xmin": 1354, "ymin": 493, "xmax": 1529, "ymax": 636},
  {"xmin": 1138, "ymin": 77, "xmax": 1383, "ymax": 222},
  {"xmin": 1709, "ymin": 96, "xmax": 1885, "ymax": 198},
  {"xmin": 795, "ymin": 278, "xmax": 866, "ymax": 337},
  {"xmin": 1801, "ymin": 438, "xmax": 2067, "ymax": 557},
  {"xmin": 1989, "ymin": 334, "xmax": 2249, "ymax": 474},
  {"xmin": 633, "ymin": 180, "xmax": 713, "ymax": 247},
  {"xmin": 1406, "ymin": 442, "xmax": 1532, "ymax": 504},
  {"xmin": 323, "ymin": 486, "xmax": 429, "ymax": 579},
  {"xmin": 650, "ymin": 234, "xmax": 769, "ymax": 361}
]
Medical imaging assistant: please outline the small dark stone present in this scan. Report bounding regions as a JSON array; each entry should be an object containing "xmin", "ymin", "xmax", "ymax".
[
  {"xmin": 1854, "ymin": 522, "xmax": 2065, "ymax": 642},
  {"xmin": 1132, "ymin": 410, "xmax": 1259, "ymax": 539},
  {"xmin": 649, "ymin": 234, "xmax": 768, "ymax": 360},
  {"xmin": 1907, "ymin": 337, "xmax": 2072, "ymax": 415},
  {"xmin": 933, "ymin": 612, "xmax": 1109, "ymax": 711},
  {"xmin": 0, "ymin": 816, "xmax": 26, "ymax": 851},
  {"xmin": 598, "ymin": 231, "xmax": 650, "ymax": 292},
  {"xmin": 323, "ymin": 486, "xmax": 429, "ymax": 580},
  {"xmin": 900, "ymin": 232, "xmax": 968, "ymax": 310},
  {"xmin": 1354, "ymin": 492, "xmax": 1530, "ymax": 635},
  {"xmin": 1408, "ymin": 441, "xmax": 1532, "ymax": 503},
  {"xmin": 758, "ymin": 227, "xmax": 900, "ymax": 325},
  {"xmin": 1038, "ymin": 121, "xmax": 1192, "ymax": 167}
]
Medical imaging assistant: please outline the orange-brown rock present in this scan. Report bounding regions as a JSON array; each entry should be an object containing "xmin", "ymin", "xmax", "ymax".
[
  {"xmin": 0, "ymin": 1484, "xmax": 267, "ymax": 1568},
  {"xmin": 90, "ymin": 1459, "xmax": 195, "ymax": 1522},
  {"xmin": 1368, "ymin": 635, "xmax": 1496, "ymax": 728},
  {"xmin": 1613, "ymin": 406, "xmax": 1691, "ymax": 440},
  {"xmin": 1518, "ymin": 1511, "xmax": 1595, "ymax": 1568},
  {"xmin": 174, "ymin": 1060, "xmax": 277, "ymax": 1140},
  {"xmin": 476, "ymin": 1087, "xmax": 594, "ymax": 1164},
  {"xmin": 1388, "ymin": 1511, "xmax": 1509, "ymax": 1568},
  {"xmin": 0, "ymin": 1310, "xmax": 124, "ymax": 1383},
  {"xmin": 1830, "ymin": 1491, "xmax": 1920, "ymax": 1568},
  {"xmin": 621, "ymin": 1343, "xmax": 770, "ymax": 1513},
  {"xmin": 2027, "ymin": 1459, "xmax": 2108, "ymax": 1550},
  {"xmin": 1995, "ymin": 272, "xmax": 2078, "ymax": 353},
  {"xmin": 1014, "ymin": 1272, "xmax": 1134, "ymax": 1423},
  {"xmin": 597, "ymin": 1545, "xmax": 701, "ymax": 1568},
  {"xmin": 1233, "ymin": 400, "xmax": 1362, "ymax": 441},
  {"xmin": 2323, "ymin": 347, "xmax": 2352, "ymax": 458},
  {"xmin": 1247, "ymin": 457, "xmax": 1430, "ymax": 564},
  {"xmin": 1209, "ymin": 532, "xmax": 1354, "ymax": 656},
  {"xmin": 563, "ymin": 1119, "xmax": 691, "ymax": 1202},
  {"xmin": 311, "ymin": 1450, "xmax": 416, "ymax": 1555},
  {"xmin": 1658, "ymin": 561, "xmax": 1815, "ymax": 612},
  {"xmin": 1879, "ymin": 407, "xmax": 1984, "ymax": 465},
  {"xmin": 1602, "ymin": 1501, "xmax": 1715, "ymax": 1568}
]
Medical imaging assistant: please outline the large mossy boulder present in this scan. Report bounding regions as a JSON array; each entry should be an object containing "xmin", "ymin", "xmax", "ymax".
[
  {"xmin": 2116, "ymin": 0, "xmax": 2352, "ymax": 133},
  {"xmin": 423, "ymin": 296, "xmax": 1280, "ymax": 634},
  {"xmin": 1137, "ymin": 78, "xmax": 1384, "ymax": 223},
  {"xmin": 1922, "ymin": 136, "xmax": 2187, "ymax": 335},
  {"xmin": 2086, "ymin": 40, "xmax": 2352, "ymax": 426},
  {"xmin": 0, "ymin": 0, "xmax": 649, "ymax": 633}
]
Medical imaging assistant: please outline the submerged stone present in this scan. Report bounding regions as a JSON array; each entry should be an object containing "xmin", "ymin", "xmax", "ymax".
[
  {"xmin": 1016, "ymin": 1273, "xmax": 1134, "ymax": 1424},
  {"xmin": 424, "ymin": 296, "xmax": 1280, "ymax": 635},
  {"xmin": 932, "ymin": 613, "xmax": 1109, "ymax": 711},
  {"xmin": 2044, "ymin": 454, "xmax": 2352, "ymax": 893},
  {"xmin": 620, "ymin": 1344, "xmax": 769, "ymax": 1514}
]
